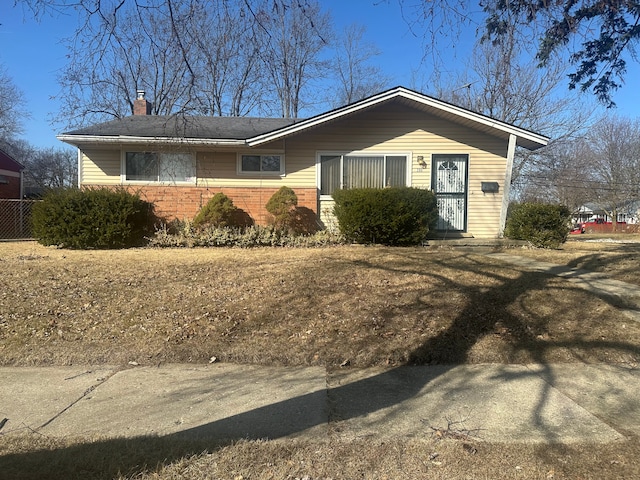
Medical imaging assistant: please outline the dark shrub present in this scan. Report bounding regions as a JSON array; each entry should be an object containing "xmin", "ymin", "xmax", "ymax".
[
  {"xmin": 266, "ymin": 186, "xmax": 298, "ymax": 232},
  {"xmin": 332, "ymin": 187, "xmax": 438, "ymax": 246},
  {"xmin": 193, "ymin": 192, "xmax": 251, "ymax": 228},
  {"xmin": 504, "ymin": 202, "xmax": 571, "ymax": 248},
  {"xmin": 32, "ymin": 187, "xmax": 156, "ymax": 249},
  {"xmin": 289, "ymin": 206, "xmax": 321, "ymax": 235}
]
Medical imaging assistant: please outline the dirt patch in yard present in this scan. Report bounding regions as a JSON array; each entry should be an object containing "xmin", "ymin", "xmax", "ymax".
[{"xmin": 1, "ymin": 241, "xmax": 638, "ymax": 368}]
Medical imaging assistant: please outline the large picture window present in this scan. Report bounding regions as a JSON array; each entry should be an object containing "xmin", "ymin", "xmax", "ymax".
[
  {"xmin": 125, "ymin": 152, "xmax": 195, "ymax": 183},
  {"xmin": 319, "ymin": 153, "xmax": 408, "ymax": 196},
  {"xmin": 238, "ymin": 154, "xmax": 284, "ymax": 175}
]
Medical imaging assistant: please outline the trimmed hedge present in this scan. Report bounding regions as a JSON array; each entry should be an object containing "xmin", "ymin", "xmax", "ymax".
[
  {"xmin": 504, "ymin": 202, "xmax": 571, "ymax": 249},
  {"xmin": 332, "ymin": 187, "xmax": 438, "ymax": 246},
  {"xmin": 32, "ymin": 187, "xmax": 156, "ymax": 249}
]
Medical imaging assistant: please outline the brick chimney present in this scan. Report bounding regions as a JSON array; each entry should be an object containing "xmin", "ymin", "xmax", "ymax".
[{"xmin": 133, "ymin": 90, "xmax": 152, "ymax": 115}]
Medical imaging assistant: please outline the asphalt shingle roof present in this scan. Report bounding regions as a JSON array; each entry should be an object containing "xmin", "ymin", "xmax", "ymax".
[{"xmin": 63, "ymin": 116, "xmax": 301, "ymax": 140}]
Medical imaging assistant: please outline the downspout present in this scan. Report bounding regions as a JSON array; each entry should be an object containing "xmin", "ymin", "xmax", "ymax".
[
  {"xmin": 499, "ymin": 134, "xmax": 517, "ymax": 237},
  {"xmin": 77, "ymin": 148, "xmax": 82, "ymax": 188}
]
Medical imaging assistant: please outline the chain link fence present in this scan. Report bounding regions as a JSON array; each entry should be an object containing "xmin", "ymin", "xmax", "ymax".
[{"xmin": 0, "ymin": 199, "xmax": 39, "ymax": 240}]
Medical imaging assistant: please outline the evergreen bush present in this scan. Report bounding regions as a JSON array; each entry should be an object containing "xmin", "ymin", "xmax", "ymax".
[
  {"xmin": 265, "ymin": 186, "xmax": 298, "ymax": 232},
  {"xmin": 332, "ymin": 187, "xmax": 438, "ymax": 246},
  {"xmin": 193, "ymin": 192, "xmax": 250, "ymax": 228},
  {"xmin": 504, "ymin": 202, "xmax": 571, "ymax": 248},
  {"xmin": 32, "ymin": 187, "xmax": 156, "ymax": 249}
]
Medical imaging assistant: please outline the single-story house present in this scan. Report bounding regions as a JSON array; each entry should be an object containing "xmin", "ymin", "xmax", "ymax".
[
  {"xmin": 57, "ymin": 86, "xmax": 549, "ymax": 238},
  {"xmin": 574, "ymin": 202, "xmax": 640, "ymax": 224},
  {"xmin": 0, "ymin": 149, "xmax": 24, "ymax": 199}
]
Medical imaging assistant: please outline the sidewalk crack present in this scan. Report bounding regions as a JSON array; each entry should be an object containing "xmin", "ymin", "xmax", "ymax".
[{"xmin": 36, "ymin": 367, "xmax": 123, "ymax": 432}]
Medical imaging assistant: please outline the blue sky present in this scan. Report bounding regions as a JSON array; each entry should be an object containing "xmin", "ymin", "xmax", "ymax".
[{"xmin": 1, "ymin": 0, "xmax": 639, "ymax": 149}]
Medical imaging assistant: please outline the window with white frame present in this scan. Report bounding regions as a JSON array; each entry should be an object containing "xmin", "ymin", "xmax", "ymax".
[
  {"xmin": 319, "ymin": 153, "xmax": 408, "ymax": 196},
  {"xmin": 238, "ymin": 154, "xmax": 284, "ymax": 175},
  {"xmin": 125, "ymin": 152, "xmax": 195, "ymax": 183}
]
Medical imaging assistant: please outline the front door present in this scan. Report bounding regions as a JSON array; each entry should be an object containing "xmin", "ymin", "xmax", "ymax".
[{"xmin": 432, "ymin": 154, "xmax": 468, "ymax": 232}]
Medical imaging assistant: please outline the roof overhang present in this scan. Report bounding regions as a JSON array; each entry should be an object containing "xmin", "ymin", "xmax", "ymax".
[
  {"xmin": 56, "ymin": 134, "xmax": 247, "ymax": 148},
  {"xmin": 247, "ymin": 87, "xmax": 550, "ymax": 151}
]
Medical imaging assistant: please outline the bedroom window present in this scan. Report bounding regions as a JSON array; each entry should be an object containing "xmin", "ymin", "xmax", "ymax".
[
  {"xmin": 238, "ymin": 154, "xmax": 284, "ymax": 175},
  {"xmin": 319, "ymin": 154, "xmax": 408, "ymax": 196},
  {"xmin": 125, "ymin": 152, "xmax": 195, "ymax": 183}
]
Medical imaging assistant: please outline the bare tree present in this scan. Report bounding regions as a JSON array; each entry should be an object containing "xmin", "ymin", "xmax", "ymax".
[
  {"xmin": 399, "ymin": 0, "xmax": 640, "ymax": 107},
  {"xmin": 56, "ymin": 1, "xmax": 197, "ymax": 128},
  {"xmin": 190, "ymin": 1, "xmax": 265, "ymax": 116},
  {"xmin": 255, "ymin": 0, "xmax": 332, "ymax": 118},
  {"xmin": 25, "ymin": 147, "xmax": 78, "ymax": 189},
  {"xmin": 19, "ymin": 0, "xmax": 334, "ymax": 125},
  {"xmin": 583, "ymin": 116, "xmax": 640, "ymax": 226},
  {"xmin": 517, "ymin": 139, "xmax": 593, "ymax": 212},
  {"xmin": 330, "ymin": 24, "xmax": 390, "ymax": 106},
  {"xmin": 428, "ymin": 34, "xmax": 593, "ymax": 188},
  {"xmin": 0, "ymin": 64, "xmax": 27, "ymax": 140}
]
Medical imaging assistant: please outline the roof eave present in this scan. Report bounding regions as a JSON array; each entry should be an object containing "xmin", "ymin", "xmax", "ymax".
[{"xmin": 56, "ymin": 134, "xmax": 247, "ymax": 147}]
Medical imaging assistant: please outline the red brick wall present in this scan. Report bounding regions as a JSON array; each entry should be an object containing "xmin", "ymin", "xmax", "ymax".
[
  {"xmin": 126, "ymin": 185, "xmax": 318, "ymax": 224},
  {"xmin": 0, "ymin": 174, "xmax": 21, "ymax": 199}
]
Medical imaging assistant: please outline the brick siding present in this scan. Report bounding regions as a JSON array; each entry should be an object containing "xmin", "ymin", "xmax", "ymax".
[
  {"xmin": 125, "ymin": 185, "xmax": 318, "ymax": 224},
  {"xmin": 0, "ymin": 175, "xmax": 21, "ymax": 199}
]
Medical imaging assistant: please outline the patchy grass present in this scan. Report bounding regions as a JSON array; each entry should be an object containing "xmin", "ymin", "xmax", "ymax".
[{"xmin": 1, "ymin": 242, "xmax": 639, "ymax": 367}]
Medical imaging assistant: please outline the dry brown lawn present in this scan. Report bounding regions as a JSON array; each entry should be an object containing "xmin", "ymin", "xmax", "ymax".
[
  {"xmin": 2, "ymin": 434, "xmax": 638, "ymax": 480},
  {"xmin": 1, "ymin": 240, "xmax": 639, "ymax": 368},
  {"xmin": 512, "ymin": 234, "xmax": 640, "ymax": 286},
  {"xmin": 2, "ymin": 239, "xmax": 640, "ymax": 479}
]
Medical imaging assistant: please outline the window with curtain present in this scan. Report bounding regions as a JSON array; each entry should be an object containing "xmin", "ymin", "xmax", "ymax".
[
  {"xmin": 125, "ymin": 152, "xmax": 195, "ymax": 183},
  {"xmin": 320, "ymin": 154, "xmax": 407, "ymax": 195}
]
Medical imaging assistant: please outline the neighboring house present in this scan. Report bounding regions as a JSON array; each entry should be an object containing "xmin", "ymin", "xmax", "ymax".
[
  {"xmin": 57, "ymin": 87, "xmax": 549, "ymax": 238},
  {"xmin": 574, "ymin": 202, "xmax": 639, "ymax": 224},
  {"xmin": 624, "ymin": 201, "xmax": 640, "ymax": 224},
  {"xmin": 0, "ymin": 149, "xmax": 24, "ymax": 199}
]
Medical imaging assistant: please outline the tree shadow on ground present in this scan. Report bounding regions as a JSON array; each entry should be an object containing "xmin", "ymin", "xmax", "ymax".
[{"xmin": 2, "ymin": 250, "xmax": 639, "ymax": 479}]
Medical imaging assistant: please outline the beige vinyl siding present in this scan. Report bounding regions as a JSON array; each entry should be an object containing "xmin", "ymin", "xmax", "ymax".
[
  {"xmin": 78, "ymin": 145, "xmax": 313, "ymax": 188},
  {"xmin": 196, "ymin": 137, "xmax": 316, "ymax": 188},
  {"xmin": 196, "ymin": 150, "xmax": 314, "ymax": 188},
  {"xmin": 466, "ymin": 155, "xmax": 508, "ymax": 238},
  {"xmin": 80, "ymin": 149, "xmax": 121, "ymax": 185},
  {"xmin": 281, "ymin": 102, "xmax": 509, "ymax": 238}
]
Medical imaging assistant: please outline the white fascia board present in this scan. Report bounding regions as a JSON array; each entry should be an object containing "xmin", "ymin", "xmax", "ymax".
[
  {"xmin": 56, "ymin": 134, "xmax": 247, "ymax": 148},
  {"xmin": 247, "ymin": 86, "xmax": 549, "ymax": 149},
  {"xmin": 396, "ymin": 89, "xmax": 550, "ymax": 148}
]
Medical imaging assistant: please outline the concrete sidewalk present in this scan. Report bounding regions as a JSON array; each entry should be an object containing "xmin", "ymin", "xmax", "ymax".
[{"xmin": 1, "ymin": 363, "xmax": 639, "ymax": 443}]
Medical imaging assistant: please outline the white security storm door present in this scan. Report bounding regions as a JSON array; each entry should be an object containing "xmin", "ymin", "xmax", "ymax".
[{"xmin": 431, "ymin": 154, "xmax": 468, "ymax": 232}]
